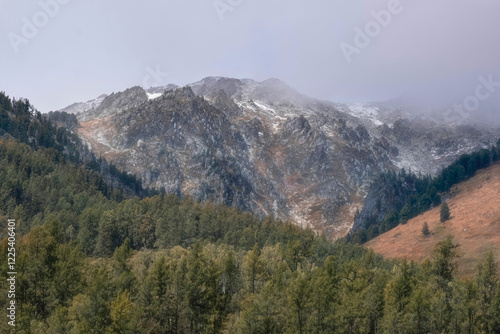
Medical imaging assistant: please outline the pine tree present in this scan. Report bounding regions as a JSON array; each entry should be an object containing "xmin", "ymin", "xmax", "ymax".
[
  {"xmin": 286, "ymin": 272, "xmax": 312, "ymax": 334},
  {"xmin": 109, "ymin": 291, "xmax": 138, "ymax": 333},
  {"xmin": 381, "ymin": 260, "xmax": 416, "ymax": 332},
  {"xmin": 95, "ymin": 210, "xmax": 120, "ymax": 257},
  {"xmin": 432, "ymin": 235, "xmax": 460, "ymax": 287},
  {"xmin": 243, "ymin": 243, "xmax": 264, "ymax": 294},
  {"xmin": 491, "ymin": 146, "xmax": 498, "ymax": 162},
  {"xmin": 422, "ymin": 222, "xmax": 430, "ymax": 237},
  {"xmin": 399, "ymin": 204, "xmax": 412, "ymax": 224},
  {"xmin": 440, "ymin": 203, "xmax": 450, "ymax": 222},
  {"xmin": 476, "ymin": 252, "xmax": 499, "ymax": 333},
  {"xmin": 408, "ymin": 285, "xmax": 432, "ymax": 334},
  {"xmin": 492, "ymin": 284, "xmax": 500, "ymax": 333}
]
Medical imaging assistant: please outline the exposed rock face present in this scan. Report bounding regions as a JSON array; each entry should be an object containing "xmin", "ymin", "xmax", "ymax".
[
  {"xmin": 61, "ymin": 77, "xmax": 500, "ymax": 238},
  {"xmin": 79, "ymin": 86, "xmax": 148, "ymax": 122},
  {"xmin": 57, "ymin": 94, "xmax": 108, "ymax": 114}
]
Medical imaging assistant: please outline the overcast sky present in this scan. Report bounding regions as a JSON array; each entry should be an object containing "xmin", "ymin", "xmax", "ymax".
[{"xmin": 1, "ymin": 0, "xmax": 499, "ymax": 112}]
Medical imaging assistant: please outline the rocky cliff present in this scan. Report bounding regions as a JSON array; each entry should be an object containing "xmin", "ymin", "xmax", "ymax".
[{"xmin": 60, "ymin": 77, "xmax": 500, "ymax": 238}]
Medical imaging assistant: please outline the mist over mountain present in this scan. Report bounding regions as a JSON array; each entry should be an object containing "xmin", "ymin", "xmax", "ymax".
[
  {"xmin": 383, "ymin": 73, "xmax": 500, "ymax": 127},
  {"xmin": 55, "ymin": 77, "xmax": 500, "ymax": 238}
]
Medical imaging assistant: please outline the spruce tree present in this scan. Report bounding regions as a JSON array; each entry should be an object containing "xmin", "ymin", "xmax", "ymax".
[
  {"xmin": 432, "ymin": 235, "xmax": 460, "ymax": 286},
  {"xmin": 399, "ymin": 204, "xmax": 412, "ymax": 224},
  {"xmin": 440, "ymin": 203, "xmax": 450, "ymax": 222},
  {"xmin": 422, "ymin": 222, "xmax": 430, "ymax": 237}
]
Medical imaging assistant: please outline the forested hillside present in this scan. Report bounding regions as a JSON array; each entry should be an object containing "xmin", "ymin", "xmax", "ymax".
[
  {"xmin": 351, "ymin": 141, "xmax": 500, "ymax": 243},
  {"xmin": 0, "ymin": 92, "xmax": 148, "ymax": 197},
  {"xmin": 2, "ymin": 202, "xmax": 500, "ymax": 333},
  {"xmin": 366, "ymin": 161, "xmax": 500, "ymax": 276}
]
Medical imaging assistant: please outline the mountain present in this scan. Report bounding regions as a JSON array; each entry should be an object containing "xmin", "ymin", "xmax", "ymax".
[
  {"xmin": 365, "ymin": 162, "xmax": 500, "ymax": 276},
  {"xmin": 4, "ymin": 89, "xmax": 500, "ymax": 334},
  {"xmin": 56, "ymin": 85, "xmax": 180, "ymax": 117},
  {"xmin": 58, "ymin": 94, "xmax": 108, "ymax": 115},
  {"xmin": 57, "ymin": 77, "xmax": 500, "ymax": 238}
]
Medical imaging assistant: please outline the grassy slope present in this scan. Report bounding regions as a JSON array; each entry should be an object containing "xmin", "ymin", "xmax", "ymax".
[{"xmin": 365, "ymin": 162, "xmax": 500, "ymax": 276}]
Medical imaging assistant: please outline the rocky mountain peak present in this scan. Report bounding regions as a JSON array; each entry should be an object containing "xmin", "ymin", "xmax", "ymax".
[
  {"xmin": 189, "ymin": 77, "xmax": 243, "ymax": 97},
  {"xmin": 211, "ymin": 90, "xmax": 242, "ymax": 119},
  {"xmin": 162, "ymin": 86, "xmax": 196, "ymax": 101},
  {"xmin": 96, "ymin": 86, "xmax": 147, "ymax": 112},
  {"xmin": 260, "ymin": 77, "xmax": 295, "ymax": 91},
  {"xmin": 60, "ymin": 76, "xmax": 500, "ymax": 238},
  {"xmin": 146, "ymin": 84, "xmax": 180, "ymax": 95},
  {"xmin": 80, "ymin": 86, "xmax": 147, "ymax": 121}
]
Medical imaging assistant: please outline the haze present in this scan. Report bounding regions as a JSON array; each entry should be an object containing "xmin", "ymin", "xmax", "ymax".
[{"xmin": 1, "ymin": 0, "xmax": 499, "ymax": 113}]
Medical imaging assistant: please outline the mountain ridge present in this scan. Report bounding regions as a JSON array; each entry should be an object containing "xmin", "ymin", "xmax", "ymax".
[{"xmin": 57, "ymin": 77, "xmax": 500, "ymax": 237}]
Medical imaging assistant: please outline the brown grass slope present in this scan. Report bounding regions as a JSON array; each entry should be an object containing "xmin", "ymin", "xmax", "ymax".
[{"xmin": 365, "ymin": 162, "xmax": 500, "ymax": 276}]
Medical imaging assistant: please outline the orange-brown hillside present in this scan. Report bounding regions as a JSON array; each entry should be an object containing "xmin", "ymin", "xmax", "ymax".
[{"xmin": 365, "ymin": 162, "xmax": 500, "ymax": 276}]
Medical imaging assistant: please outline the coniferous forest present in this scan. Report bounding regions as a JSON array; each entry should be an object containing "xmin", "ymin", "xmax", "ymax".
[
  {"xmin": 351, "ymin": 139, "xmax": 500, "ymax": 244},
  {"xmin": 1, "ymin": 91, "xmax": 500, "ymax": 333}
]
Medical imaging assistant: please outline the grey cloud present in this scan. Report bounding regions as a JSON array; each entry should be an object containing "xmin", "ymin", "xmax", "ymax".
[{"xmin": 0, "ymin": 0, "xmax": 498, "ymax": 114}]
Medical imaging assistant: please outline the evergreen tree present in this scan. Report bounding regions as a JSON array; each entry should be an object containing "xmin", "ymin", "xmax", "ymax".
[
  {"xmin": 492, "ymin": 284, "xmax": 500, "ymax": 333},
  {"xmin": 422, "ymin": 222, "xmax": 430, "ymax": 237},
  {"xmin": 432, "ymin": 235, "xmax": 460, "ymax": 288},
  {"xmin": 491, "ymin": 146, "xmax": 498, "ymax": 162},
  {"xmin": 109, "ymin": 291, "xmax": 138, "ymax": 334},
  {"xmin": 399, "ymin": 204, "xmax": 412, "ymax": 224},
  {"xmin": 68, "ymin": 266, "xmax": 114, "ymax": 332},
  {"xmin": 95, "ymin": 210, "xmax": 121, "ymax": 257},
  {"xmin": 440, "ymin": 202, "xmax": 450, "ymax": 222},
  {"xmin": 408, "ymin": 284, "xmax": 432, "ymax": 334},
  {"xmin": 475, "ymin": 252, "xmax": 499, "ymax": 333},
  {"xmin": 243, "ymin": 243, "xmax": 265, "ymax": 294},
  {"xmin": 285, "ymin": 272, "xmax": 312, "ymax": 334}
]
